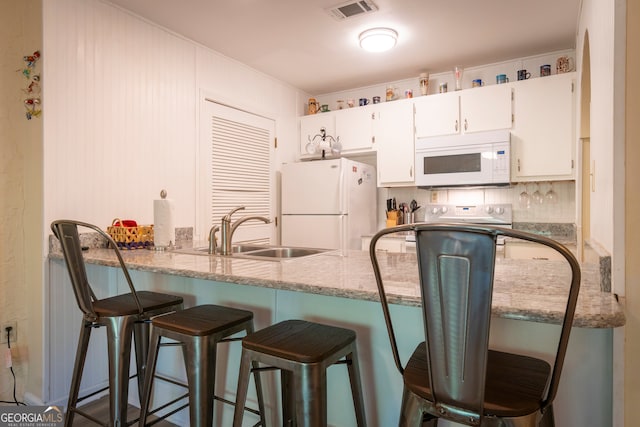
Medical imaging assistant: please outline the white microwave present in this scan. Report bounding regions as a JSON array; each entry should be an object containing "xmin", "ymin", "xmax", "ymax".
[{"xmin": 415, "ymin": 129, "xmax": 511, "ymax": 188}]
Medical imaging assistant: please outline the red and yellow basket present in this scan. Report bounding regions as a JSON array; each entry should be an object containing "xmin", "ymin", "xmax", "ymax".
[{"xmin": 107, "ymin": 219, "xmax": 154, "ymax": 250}]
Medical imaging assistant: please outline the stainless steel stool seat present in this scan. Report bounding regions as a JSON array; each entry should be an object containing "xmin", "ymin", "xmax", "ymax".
[
  {"xmin": 232, "ymin": 319, "xmax": 367, "ymax": 427},
  {"xmin": 51, "ymin": 220, "xmax": 184, "ymax": 427},
  {"xmin": 139, "ymin": 304, "xmax": 266, "ymax": 427}
]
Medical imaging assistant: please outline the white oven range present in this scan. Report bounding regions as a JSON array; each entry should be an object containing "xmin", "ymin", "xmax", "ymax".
[{"xmin": 407, "ymin": 203, "xmax": 513, "ymax": 246}]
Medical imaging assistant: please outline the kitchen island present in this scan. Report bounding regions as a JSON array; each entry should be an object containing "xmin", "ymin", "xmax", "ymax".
[{"xmin": 47, "ymin": 241, "xmax": 624, "ymax": 426}]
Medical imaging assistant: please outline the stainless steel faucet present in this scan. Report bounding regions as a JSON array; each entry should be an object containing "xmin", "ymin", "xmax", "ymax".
[
  {"xmin": 219, "ymin": 206, "xmax": 271, "ymax": 255},
  {"xmin": 208, "ymin": 224, "xmax": 220, "ymax": 254}
]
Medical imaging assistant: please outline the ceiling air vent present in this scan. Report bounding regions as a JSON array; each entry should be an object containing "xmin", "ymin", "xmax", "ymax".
[{"xmin": 326, "ymin": 0, "xmax": 378, "ymax": 20}]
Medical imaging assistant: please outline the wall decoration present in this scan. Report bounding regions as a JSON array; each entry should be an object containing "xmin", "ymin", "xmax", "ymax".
[{"xmin": 20, "ymin": 50, "xmax": 42, "ymax": 120}]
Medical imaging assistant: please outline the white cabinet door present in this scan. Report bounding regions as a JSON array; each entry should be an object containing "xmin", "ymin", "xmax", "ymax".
[
  {"xmin": 414, "ymin": 85, "xmax": 512, "ymax": 138},
  {"xmin": 374, "ymin": 99, "xmax": 415, "ymax": 186},
  {"xmin": 414, "ymin": 92, "xmax": 460, "ymax": 137},
  {"xmin": 334, "ymin": 105, "xmax": 375, "ymax": 153},
  {"xmin": 511, "ymin": 73, "xmax": 575, "ymax": 181},
  {"xmin": 299, "ymin": 112, "xmax": 336, "ymax": 159},
  {"xmin": 460, "ymin": 84, "xmax": 513, "ymax": 133}
]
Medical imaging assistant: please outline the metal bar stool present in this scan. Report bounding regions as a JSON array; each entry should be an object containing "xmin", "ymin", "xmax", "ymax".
[
  {"xmin": 369, "ymin": 224, "xmax": 581, "ymax": 427},
  {"xmin": 51, "ymin": 220, "xmax": 184, "ymax": 427},
  {"xmin": 139, "ymin": 304, "xmax": 267, "ymax": 427},
  {"xmin": 232, "ymin": 319, "xmax": 367, "ymax": 427}
]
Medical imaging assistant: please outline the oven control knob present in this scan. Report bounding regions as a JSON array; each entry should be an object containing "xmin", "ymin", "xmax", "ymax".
[
  {"xmin": 485, "ymin": 206, "xmax": 494, "ymax": 214},
  {"xmin": 495, "ymin": 206, "xmax": 505, "ymax": 215},
  {"xmin": 440, "ymin": 206, "xmax": 448, "ymax": 214},
  {"xmin": 431, "ymin": 207, "xmax": 439, "ymax": 215}
]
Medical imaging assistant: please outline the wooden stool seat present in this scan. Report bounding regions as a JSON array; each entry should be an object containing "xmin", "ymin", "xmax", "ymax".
[
  {"xmin": 91, "ymin": 291, "xmax": 183, "ymax": 317},
  {"xmin": 241, "ymin": 319, "xmax": 356, "ymax": 363},
  {"xmin": 151, "ymin": 304, "xmax": 254, "ymax": 336},
  {"xmin": 233, "ymin": 319, "xmax": 367, "ymax": 427},
  {"xmin": 139, "ymin": 304, "xmax": 266, "ymax": 427}
]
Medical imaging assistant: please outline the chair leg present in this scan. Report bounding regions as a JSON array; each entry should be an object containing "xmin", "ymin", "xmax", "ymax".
[
  {"xmin": 246, "ymin": 322, "xmax": 266, "ymax": 426},
  {"xmin": 183, "ymin": 335, "xmax": 217, "ymax": 427},
  {"xmin": 64, "ymin": 319, "xmax": 93, "ymax": 427},
  {"xmin": 346, "ymin": 349, "xmax": 367, "ymax": 427},
  {"xmin": 295, "ymin": 363, "xmax": 327, "ymax": 427},
  {"xmin": 104, "ymin": 315, "xmax": 136, "ymax": 426},
  {"xmin": 281, "ymin": 369, "xmax": 295, "ymax": 427},
  {"xmin": 251, "ymin": 359, "xmax": 267, "ymax": 427},
  {"xmin": 232, "ymin": 349, "xmax": 254, "ymax": 427},
  {"xmin": 539, "ymin": 405, "xmax": 555, "ymax": 427},
  {"xmin": 399, "ymin": 388, "xmax": 426, "ymax": 427},
  {"xmin": 421, "ymin": 414, "xmax": 438, "ymax": 427},
  {"xmin": 138, "ymin": 328, "xmax": 162, "ymax": 427},
  {"xmin": 133, "ymin": 319, "xmax": 151, "ymax": 403}
]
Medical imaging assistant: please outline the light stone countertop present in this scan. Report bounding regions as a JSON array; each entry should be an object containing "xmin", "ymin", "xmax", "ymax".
[{"xmin": 48, "ymin": 241, "xmax": 625, "ymax": 329}]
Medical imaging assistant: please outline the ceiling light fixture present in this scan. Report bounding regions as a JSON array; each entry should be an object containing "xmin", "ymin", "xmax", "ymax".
[{"xmin": 359, "ymin": 27, "xmax": 398, "ymax": 52}]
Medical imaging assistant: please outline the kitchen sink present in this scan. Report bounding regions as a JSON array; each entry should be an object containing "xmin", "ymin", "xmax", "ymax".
[
  {"xmin": 173, "ymin": 244, "xmax": 332, "ymax": 261},
  {"xmin": 226, "ymin": 244, "xmax": 270, "ymax": 254},
  {"xmin": 239, "ymin": 247, "xmax": 327, "ymax": 259},
  {"xmin": 174, "ymin": 244, "xmax": 268, "ymax": 255}
]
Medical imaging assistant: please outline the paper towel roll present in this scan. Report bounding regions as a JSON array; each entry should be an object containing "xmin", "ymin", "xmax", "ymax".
[{"xmin": 154, "ymin": 198, "xmax": 175, "ymax": 248}]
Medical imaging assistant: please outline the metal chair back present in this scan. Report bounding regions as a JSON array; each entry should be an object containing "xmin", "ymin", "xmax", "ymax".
[
  {"xmin": 51, "ymin": 220, "xmax": 143, "ymax": 321},
  {"xmin": 415, "ymin": 226, "xmax": 497, "ymax": 418},
  {"xmin": 369, "ymin": 223, "xmax": 581, "ymax": 424}
]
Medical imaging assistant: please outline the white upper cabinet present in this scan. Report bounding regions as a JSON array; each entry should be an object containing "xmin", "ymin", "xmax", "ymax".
[
  {"xmin": 300, "ymin": 106, "xmax": 375, "ymax": 158},
  {"xmin": 298, "ymin": 73, "xmax": 574, "ymax": 185},
  {"xmin": 511, "ymin": 72, "xmax": 576, "ymax": 181},
  {"xmin": 414, "ymin": 84, "xmax": 513, "ymax": 138},
  {"xmin": 299, "ymin": 112, "xmax": 336, "ymax": 159},
  {"xmin": 374, "ymin": 99, "xmax": 415, "ymax": 186},
  {"xmin": 461, "ymin": 84, "xmax": 513, "ymax": 133},
  {"xmin": 299, "ymin": 101, "xmax": 414, "ymax": 186},
  {"xmin": 413, "ymin": 92, "xmax": 460, "ymax": 137},
  {"xmin": 334, "ymin": 105, "xmax": 375, "ymax": 153}
]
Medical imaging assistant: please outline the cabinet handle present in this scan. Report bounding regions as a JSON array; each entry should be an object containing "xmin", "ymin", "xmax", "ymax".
[
  {"xmin": 371, "ymin": 112, "xmax": 376, "ymax": 120},
  {"xmin": 517, "ymin": 158, "xmax": 521, "ymax": 172},
  {"xmin": 464, "ymin": 119, "xmax": 468, "ymax": 131},
  {"xmin": 455, "ymin": 120, "xmax": 459, "ymax": 132},
  {"xmin": 372, "ymin": 136, "xmax": 376, "ymax": 144},
  {"xmin": 409, "ymin": 166, "xmax": 413, "ymax": 178}
]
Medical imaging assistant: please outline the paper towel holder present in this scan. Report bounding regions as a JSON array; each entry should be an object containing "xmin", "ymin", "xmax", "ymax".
[{"xmin": 153, "ymin": 189, "xmax": 175, "ymax": 251}]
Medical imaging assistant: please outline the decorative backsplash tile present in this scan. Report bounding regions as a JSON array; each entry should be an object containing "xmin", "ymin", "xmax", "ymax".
[
  {"xmin": 49, "ymin": 227, "xmax": 194, "ymax": 253},
  {"xmin": 380, "ymin": 181, "xmax": 576, "ymax": 226}
]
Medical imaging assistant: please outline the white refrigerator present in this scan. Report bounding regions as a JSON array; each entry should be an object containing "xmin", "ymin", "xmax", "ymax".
[{"xmin": 281, "ymin": 158, "xmax": 376, "ymax": 253}]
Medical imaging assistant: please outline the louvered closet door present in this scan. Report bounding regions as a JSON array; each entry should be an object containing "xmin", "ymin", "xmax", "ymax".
[{"xmin": 200, "ymin": 100, "xmax": 275, "ymax": 244}]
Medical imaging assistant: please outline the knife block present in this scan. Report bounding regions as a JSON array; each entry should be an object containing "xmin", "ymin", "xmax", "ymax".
[{"xmin": 386, "ymin": 211, "xmax": 402, "ymax": 227}]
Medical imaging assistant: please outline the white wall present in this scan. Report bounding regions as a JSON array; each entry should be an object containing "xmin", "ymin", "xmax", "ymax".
[
  {"xmin": 575, "ymin": 2, "xmax": 626, "ymax": 426},
  {"xmin": 42, "ymin": 0, "xmax": 305, "ymax": 238},
  {"xmin": 576, "ymin": 1, "xmax": 620, "ymax": 257},
  {"xmin": 38, "ymin": 0, "xmax": 306, "ymax": 401}
]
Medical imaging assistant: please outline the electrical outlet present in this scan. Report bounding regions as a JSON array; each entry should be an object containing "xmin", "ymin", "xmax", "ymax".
[{"xmin": 1, "ymin": 322, "xmax": 17, "ymax": 344}]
